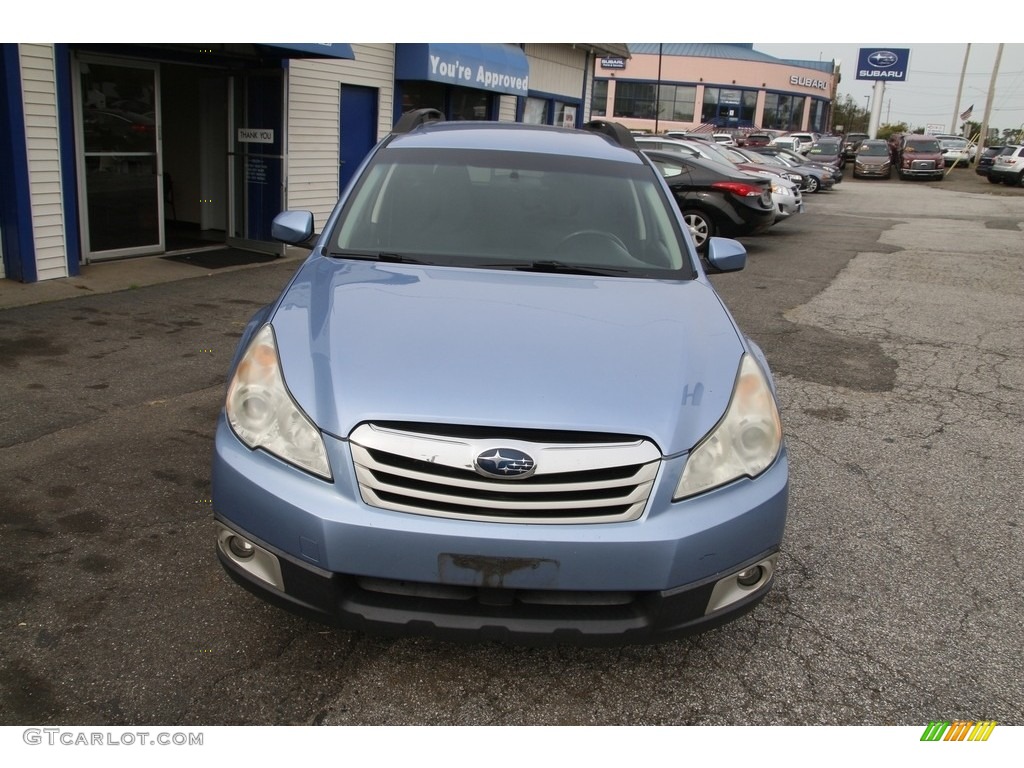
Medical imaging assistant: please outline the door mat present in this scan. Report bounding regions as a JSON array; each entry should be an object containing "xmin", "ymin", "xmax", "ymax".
[{"xmin": 161, "ymin": 248, "xmax": 278, "ymax": 269}]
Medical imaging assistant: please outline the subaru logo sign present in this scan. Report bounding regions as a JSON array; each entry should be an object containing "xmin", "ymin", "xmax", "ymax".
[
  {"xmin": 867, "ymin": 50, "xmax": 899, "ymax": 68},
  {"xmin": 857, "ymin": 48, "xmax": 909, "ymax": 82},
  {"xmin": 474, "ymin": 448, "xmax": 536, "ymax": 479}
]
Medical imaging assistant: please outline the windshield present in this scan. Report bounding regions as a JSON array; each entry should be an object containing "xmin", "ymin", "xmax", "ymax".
[
  {"xmin": 857, "ymin": 142, "xmax": 889, "ymax": 157},
  {"xmin": 808, "ymin": 141, "xmax": 839, "ymax": 153},
  {"xmin": 905, "ymin": 139, "xmax": 941, "ymax": 153},
  {"xmin": 331, "ymin": 147, "xmax": 690, "ymax": 276}
]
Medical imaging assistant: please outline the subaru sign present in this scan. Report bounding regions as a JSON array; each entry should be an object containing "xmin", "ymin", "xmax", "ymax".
[{"xmin": 856, "ymin": 48, "xmax": 910, "ymax": 81}]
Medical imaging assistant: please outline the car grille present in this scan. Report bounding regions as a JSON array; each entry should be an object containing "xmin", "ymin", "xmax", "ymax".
[
  {"xmin": 349, "ymin": 423, "xmax": 661, "ymax": 524},
  {"xmin": 911, "ymin": 160, "xmax": 937, "ymax": 170}
]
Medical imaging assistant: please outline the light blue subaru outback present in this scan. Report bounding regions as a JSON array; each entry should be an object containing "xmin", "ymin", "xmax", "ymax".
[{"xmin": 212, "ymin": 110, "xmax": 788, "ymax": 644}]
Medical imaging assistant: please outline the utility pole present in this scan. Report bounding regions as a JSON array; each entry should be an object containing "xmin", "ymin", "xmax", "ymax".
[
  {"xmin": 951, "ymin": 44, "xmax": 970, "ymax": 135},
  {"xmin": 978, "ymin": 43, "xmax": 1004, "ymax": 153}
]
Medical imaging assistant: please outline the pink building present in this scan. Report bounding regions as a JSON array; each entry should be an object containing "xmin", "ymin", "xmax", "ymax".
[{"xmin": 592, "ymin": 44, "xmax": 838, "ymax": 135}]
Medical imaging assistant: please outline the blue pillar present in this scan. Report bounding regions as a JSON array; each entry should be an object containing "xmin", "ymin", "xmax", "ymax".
[{"xmin": 0, "ymin": 44, "xmax": 37, "ymax": 282}]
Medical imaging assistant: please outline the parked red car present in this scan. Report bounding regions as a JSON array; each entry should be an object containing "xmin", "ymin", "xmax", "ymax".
[{"xmin": 744, "ymin": 132, "xmax": 773, "ymax": 147}]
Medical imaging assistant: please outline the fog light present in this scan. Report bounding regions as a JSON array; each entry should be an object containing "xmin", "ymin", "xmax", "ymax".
[
  {"xmin": 705, "ymin": 555, "xmax": 777, "ymax": 615},
  {"xmin": 227, "ymin": 536, "xmax": 255, "ymax": 560},
  {"xmin": 736, "ymin": 566, "xmax": 763, "ymax": 587}
]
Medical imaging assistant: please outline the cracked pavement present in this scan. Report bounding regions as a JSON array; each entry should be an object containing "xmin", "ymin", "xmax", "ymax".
[{"xmin": 1, "ymin": 173, "xmax": 1022, "ymax": 726}]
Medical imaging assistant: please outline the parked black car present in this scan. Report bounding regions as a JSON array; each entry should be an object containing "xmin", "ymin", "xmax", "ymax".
[
  {"xmin": 805, "ymin": 139, "xmax": 845, "ymax": 170},
  {"xmin": 643, "ymin": 150, "xmax": 775, "ymax": 252},
  {"xmin": 975, "ymin": 145, "xmax": 1006, "ymax": 177},
  {"xmin": 842, "ymin": 132, "xmax": 869, "ymax": 162}
]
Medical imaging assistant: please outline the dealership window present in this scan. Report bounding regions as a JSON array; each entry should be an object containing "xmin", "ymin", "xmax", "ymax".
[
  {"xmin": 613, "ymin": 81, "xmax": 657, "ymax": 119},
  {"xmin": 657, "ymin": 85, "xmax": 696, "ymax": 122},
  {"xmin": 524, "ymin": 97, "xmax": 547, "ymax": 124},
  {"xmin": 554, "ymin": 101, "xmax": 577, "ymax": 128},
  {"xmin": 591, "ymin": 80, "xmax": 608, "ymax": 117},
  {"xmin": 808, "ymin": 98, "xmax": 828, "ymax": 133},
  {"xmin": 762, "ymin": 93, "xmax": 807, "ymax": 131},
  {"xmin": 522, "ymin": 96, "xmax": 580, "ymax": 127},
  {"xmin": 399, "ymin": 81, "xmax": 495, "ymax": 121},
  {"xmin": 700, "ymin": 87, "xmax": 757, "ymax": 127},
  {"xmin": 613, "ymin": 82, "xmax": 696, "ymax": 122}
]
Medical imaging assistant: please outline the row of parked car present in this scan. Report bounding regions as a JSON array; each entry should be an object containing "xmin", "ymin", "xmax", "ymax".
[
  {"xmin": 631, "ymin": 132, "xmax": 845, "ymax": 251},
  {"xmin": 977, "ymin": 144, "xmax": 1024, "ymax": 185}
]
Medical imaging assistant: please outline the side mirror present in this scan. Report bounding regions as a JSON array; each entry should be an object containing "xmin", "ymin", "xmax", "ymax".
[
  {"xmin": 271, "ymin": 210, "xmax": 317, "ymax": 248},
  {"xmin": 705, "ymin": 237, "xmax": 747, "ymax": 273}
]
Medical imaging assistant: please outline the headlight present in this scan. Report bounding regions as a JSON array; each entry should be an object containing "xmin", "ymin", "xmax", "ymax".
[
  {"xmin": 674, "ymin": 354, "xmax": 782, "ymax": 500},
  {"xmin": 226, "ymin": 324, "xmax": 332, "ymax": 480}
]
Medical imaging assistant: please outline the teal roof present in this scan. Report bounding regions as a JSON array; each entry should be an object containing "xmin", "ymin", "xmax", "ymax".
[{"xmin": 627, "ymin": 44, "xmax": 834, "ymax": 75}]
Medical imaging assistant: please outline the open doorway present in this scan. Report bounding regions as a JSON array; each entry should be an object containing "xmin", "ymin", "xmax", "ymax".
[
  {"xmin": 156, "ymin": 63, "xmax": 228, "ymax": 254},
  {"xmin": 73, "ymin": 54, "xmax": 230, "ymax": 261}
]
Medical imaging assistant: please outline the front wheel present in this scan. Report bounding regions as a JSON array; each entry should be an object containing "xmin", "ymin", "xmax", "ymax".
[
  {"xmin": 681, "ymin": 210, "xmax": 716, "ymax": 252},
  {"xmin": 804, "ymin": 175, "xmax": 819, "ymax": 193}
]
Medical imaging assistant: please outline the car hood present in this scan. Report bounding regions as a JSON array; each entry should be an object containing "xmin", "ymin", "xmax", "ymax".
[{"xmin": 268, "ymin": 258, "xmax": 746, "ymax": 454}]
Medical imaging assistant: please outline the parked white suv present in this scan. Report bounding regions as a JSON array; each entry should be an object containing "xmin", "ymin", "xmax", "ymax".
[
  {"xmin": 988, "ymin": 144, "xmax": 1024, "ymax": 186},
  {"xmin": 788, "ymin": 132, "xmax": 818, "ymax": 154}
]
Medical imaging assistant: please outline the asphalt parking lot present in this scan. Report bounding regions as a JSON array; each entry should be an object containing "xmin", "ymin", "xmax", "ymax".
[{"xmin": 1, "ymin": 166, "xmax": 1022, "ymax": 729}]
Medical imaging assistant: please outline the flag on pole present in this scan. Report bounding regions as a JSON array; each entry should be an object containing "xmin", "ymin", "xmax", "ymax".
[{"xmin": 960, "ymin": 104, "xmax": 974, "ymax": 121}]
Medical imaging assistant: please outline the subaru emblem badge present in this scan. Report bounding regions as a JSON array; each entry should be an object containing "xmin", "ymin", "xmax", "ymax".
[{"xmin": 474, "ymin": 448, "xmax": 537, "ymax": 480}]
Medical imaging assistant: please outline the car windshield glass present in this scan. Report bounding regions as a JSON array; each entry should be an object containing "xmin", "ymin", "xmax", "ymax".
[
  {"xmin": 906, "ymin": 139, "xmax": 941, "ymax": 152},
  {"xmin": 857, "ymin": 143, "xmax": 889, "ymax": 156},
  {"xmin": 331, "ymin": 147, "xmax": 690, "ymax": 277}
]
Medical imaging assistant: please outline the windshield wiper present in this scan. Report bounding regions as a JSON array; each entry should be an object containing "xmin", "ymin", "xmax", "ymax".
[
  {"xmin": 326, "ymin": 249, "xmax": 427, "ymax": 264},
  {"xmin": 488, "ymin": 260, "xmax": 631, "ymax": 277}
]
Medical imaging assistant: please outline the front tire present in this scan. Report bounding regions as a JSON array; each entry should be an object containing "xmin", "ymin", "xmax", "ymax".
[
  {"xmin": 682, "ymin": 209, "xmax": 715, "ymax": 253},
  {"xmin": 805, "ymin": 175, "xmax": 819, "ymax": 193}
]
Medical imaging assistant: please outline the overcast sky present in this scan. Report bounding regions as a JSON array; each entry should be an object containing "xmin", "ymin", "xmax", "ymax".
[{"xmin": 757, "ymin": 43, "xmax": 1024, "ymax": 135}]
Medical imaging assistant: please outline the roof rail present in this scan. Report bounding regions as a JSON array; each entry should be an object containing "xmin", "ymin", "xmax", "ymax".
[
  {"xmin": 393, "ymin": 108, "xmax": 445, "ymax": 134},
  {"xmin": 582, "ymin": 120, "xmax": 638, "ymax": 150}
]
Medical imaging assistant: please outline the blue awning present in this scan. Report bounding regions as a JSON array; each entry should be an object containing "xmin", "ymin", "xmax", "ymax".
[
  {"xmin": 261, "ymin": 43, "xmax": 355, "ymax": 60},
  {"xmin": 395, "ymin": 44, "xmax": 529, "ymax": 97}
]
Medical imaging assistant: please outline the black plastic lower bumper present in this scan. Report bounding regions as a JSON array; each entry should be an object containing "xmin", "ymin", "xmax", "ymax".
[{"xmin": 216, "ymin": 526, "xmax": 776, "ymax": 647}]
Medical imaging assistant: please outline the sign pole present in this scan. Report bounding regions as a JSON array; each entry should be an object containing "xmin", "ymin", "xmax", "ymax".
[{"xmin": 868, "ymin": 81, "xmax": 885, "ymax": 138}]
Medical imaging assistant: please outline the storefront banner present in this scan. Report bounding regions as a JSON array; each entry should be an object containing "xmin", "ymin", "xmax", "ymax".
[{"xmin": 396, "ymin": 44, "xmax": 530, "ymax": 97}]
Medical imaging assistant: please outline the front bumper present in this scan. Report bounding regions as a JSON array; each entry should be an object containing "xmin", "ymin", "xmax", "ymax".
[
  {"xmin": 773, "ymin": 193, "xmax": 804, "ymax": 222},
  {"xmin": 212, "ymin": 416, "xmax": 789, "ymax": 644},
  {"xmin": 854, "ymin": 162, "xmax": 891, "ymax": 177},
  {"xmin": 899, "ymin": 163, "xmax": 944, "ymax": 179}
]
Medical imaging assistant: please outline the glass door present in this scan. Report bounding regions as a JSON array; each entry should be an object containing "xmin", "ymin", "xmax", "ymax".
[
  {"xmin": 74, "ymin": 57, "xmax": 162, "ymax": 260},
  {"xmin": 227, "ymin": 70, "xmax": 285, "ymax": 254}
]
